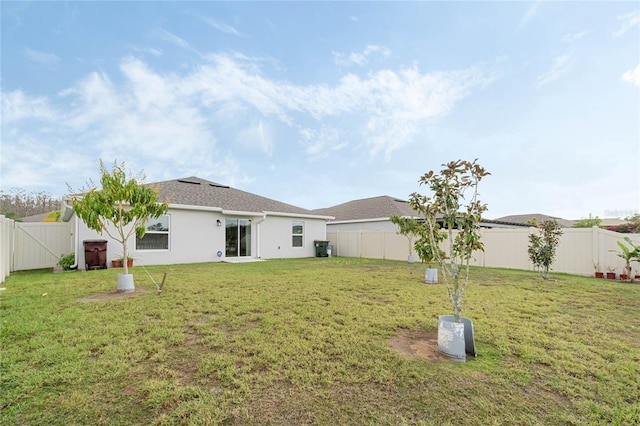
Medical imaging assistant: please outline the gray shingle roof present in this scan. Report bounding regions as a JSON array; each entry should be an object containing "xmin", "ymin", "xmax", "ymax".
[
  {"xmin": 493, "ymin": 213, "xmax": 575, "ymax": 228},
  {"xmin": 152, "ymin": 177, "xmax": 313, "ymax": 215},
  {"xmin": 312, "ymin": 195, "xmax": 418, "ymax": 222}
]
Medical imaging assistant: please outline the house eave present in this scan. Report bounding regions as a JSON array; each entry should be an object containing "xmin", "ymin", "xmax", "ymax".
[
  {"xmin": 222, "ymin": 209, "xmax": 264, "ymax": 217},
  {"xmin": 328, "ymin": 217, "xmax": 411, "ymax": 225},
  {"xmin": 168, "ymin": 203, "xmax": 223, "ymax": 213},
  {"xmin": 263, "ymin": 211, "xmax": 335, "ymax": 220}
]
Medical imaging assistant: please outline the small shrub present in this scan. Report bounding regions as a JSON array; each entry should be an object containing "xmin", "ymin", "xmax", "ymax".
[{"xmin": 57, "ymin": 253, "xmax": 75, "ymax": 271}]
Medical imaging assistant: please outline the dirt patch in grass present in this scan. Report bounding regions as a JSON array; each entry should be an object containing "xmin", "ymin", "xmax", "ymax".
[
  {"xmin": 389, "ymin": 330, "xmax": 453, "ymax": 362},
  {"xmin": 79, "ymin": 288, "xmax": 147, "ymax": 302}
]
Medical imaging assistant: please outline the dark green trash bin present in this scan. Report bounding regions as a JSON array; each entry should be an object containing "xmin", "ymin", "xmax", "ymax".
[{"xmin": 314, "ymin": 240, "xmax": 329, "ymax": 257}]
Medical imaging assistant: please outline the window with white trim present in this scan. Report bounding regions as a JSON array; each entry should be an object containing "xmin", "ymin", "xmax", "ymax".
[
  {"xmin": 292, "ymin": 221, "xmax": 304, "ymax": 247},
  {"xmin": 136, "ymin": 215, "xmax": 170, "ymax": 250}
]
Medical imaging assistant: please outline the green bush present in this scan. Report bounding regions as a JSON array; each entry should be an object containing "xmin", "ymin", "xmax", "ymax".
[{"xmin": 57, "ymin": 253, "xmax": 75, "ymax": 270}]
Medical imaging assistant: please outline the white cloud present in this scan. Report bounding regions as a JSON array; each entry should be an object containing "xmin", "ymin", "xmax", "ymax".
[
  {"xmin": 622, "ymin": 64, "xmax": 640, "ymax": 88},
  {"xmin": 563, "ymin": 31, "xmax": 587, "ymax": 43},
  {"xmin": 201, "ymin": 16, "xmax": 243, "ymax": 37},
  {"xmin": 613, "ymin": 10, "xmax": 640, "ymax": 38},
  {"xmin": 128, "ymin": 44, "xmax": 163, "ymax": 57},
  {"xmin": 24, "ymin": 48, "xmax": 60, "ymax": 67},
  {"xmin": 299, "ymin": 127, "xmax": 347, "ymax": 159},
  {"xmin": 191, "ymin": 55, "xmax": 489, "ymax": 156},
  {"xmin": 59, "ymin": 70, "xmax": 121, "ymax": 130},
  {"xmin": 517, "ymin": 1, "xmax": 540, "ymax": 30},
  {"xmin": 207, "ymin": 156, "xmax": 254, "ymax": 189},
  {"xmin": 157, "ymin": 28, "xmax": 190, "ymax": 49},
  {"xmin": 120, "ymin": 56, "xmax": 176, "ymax": 111},
  {"xmin": 1, "ymin": 90, "xmax": 57, "ymax": 124},
  {"xmin": 332, "ymin": 45, "xmax": 391, "ymax": 68},
  {"xmin": 2, "ymin": 53, "xmax": 490, "ymax": 191},
  {"xmin": 536, "ymin": 54, "xmax": 571, "ymax": 88},
  {"xmin": 238, "ymin": 120, "xmax": 273, "ymax": 156}
]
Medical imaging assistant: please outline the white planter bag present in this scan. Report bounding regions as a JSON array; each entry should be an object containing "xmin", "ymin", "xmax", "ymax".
[
  {"xmin": 437, "ymin": 315, "xmax": 477, "ymax": 362},
  {"xmin": 117, "ymin": 273, "xmax": 135, "ymax": 292},
  {"xmin": 425, "ymin": 268, "xmax": 438, "ymax": 283}
]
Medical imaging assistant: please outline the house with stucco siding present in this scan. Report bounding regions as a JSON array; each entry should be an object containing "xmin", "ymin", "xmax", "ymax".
[{"xmin": 68, "ymin": 177, "xmax": 333, "ymax": 269}]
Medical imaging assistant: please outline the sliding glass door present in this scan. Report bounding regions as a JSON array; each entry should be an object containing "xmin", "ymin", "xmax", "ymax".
[{"xmin": 225, "ymin": 218, "xmax": 251, "ymax": 257}]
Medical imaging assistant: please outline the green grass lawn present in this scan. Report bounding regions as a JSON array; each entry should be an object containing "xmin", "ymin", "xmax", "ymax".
[{"xmin": 1, "ymin": 258, "xmax": 639, "ymax": 425}]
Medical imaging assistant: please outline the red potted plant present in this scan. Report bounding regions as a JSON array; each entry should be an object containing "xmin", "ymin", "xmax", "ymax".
[
  {"xmin": 606, "ymin": 267, "xmax": 616, "ymax": 280},
  {"xmin": 112, "ymin": 255, "xmax": 133, "ymax": 268},
  {"xmin": 594, "ymin": 263, "xmax": 604, "ymax": 279},
  {"xmin": 611, "ymin": 237, "xmax": 640, "ymax": 283}
]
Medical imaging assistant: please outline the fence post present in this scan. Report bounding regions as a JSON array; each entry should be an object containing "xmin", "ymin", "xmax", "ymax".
[
  {"xmin": 0, "ymin": 215, "xmax": 13, "ymax": 284},
  {"xmin": 592, "ymin": 226, "xmax": 600, "ymax": 273}
]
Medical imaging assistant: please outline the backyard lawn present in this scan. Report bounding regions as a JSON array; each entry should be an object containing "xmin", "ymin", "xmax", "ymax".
[{"xmin": 1, "ymin": 258, "xmax": 639, "ymax": 425}]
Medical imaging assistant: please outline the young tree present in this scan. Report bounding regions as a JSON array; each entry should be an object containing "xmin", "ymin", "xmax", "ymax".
[
  {"xmin": 614, "ymin": 236, "xmax": 640, "ymax": 282},
  {"xmin": 390, "ymin": 215, "xmax": 446, "ymax": 267},
  {"xmin": 527, "ymin": 219, "xmax": 563, "ymax": 280},
  {"xmin": 69, "ymin": 160, "xmax": 168, "ymax": 280},
  {"xmin": 390, "ymin": 215, "xmax": 420, "ymax": 263},
  {"xmin": 409, "ymin": 159, "xmax": 490, "ymax": 322}
]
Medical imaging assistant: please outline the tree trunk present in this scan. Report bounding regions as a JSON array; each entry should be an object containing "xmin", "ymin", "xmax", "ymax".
[{"xmin": 122, "ymin": 238, "xmax": 129, "ymax": 275}]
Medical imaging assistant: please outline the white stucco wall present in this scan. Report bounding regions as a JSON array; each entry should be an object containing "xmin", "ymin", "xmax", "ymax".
[
  {"xmin": 74, "ymin": 207, "xmax": 329, "ymax": 268},
  {"xmin": 76, "ymin": 208, "xmax": 227, "ymax": 269},
  {"xmin": 256, "ymin": 215, "xmax": 329, "ymax": 259}
]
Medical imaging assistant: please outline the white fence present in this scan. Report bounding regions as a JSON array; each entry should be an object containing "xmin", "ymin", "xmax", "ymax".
[
  {"xmin": 0, "ymin": 216, "xmax": 13, "ymax": 284},
  {"xmin": 0, "ymin": 215, "xmax": 74, "ymax": 284},
  {"xmin": 1, "ymin": 217, "xmax": 637, "ymax": 284},
  {"xmin": 327, "ymin": 227, "xmax": 640, "ymax": 277}
]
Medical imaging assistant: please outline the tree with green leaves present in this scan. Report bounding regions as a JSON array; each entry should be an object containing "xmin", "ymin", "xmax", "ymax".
[
  {"xmin": 409, "ymin": 159, "xmax": 490, "ymax": 322},
  {"xmin": 527, "ymin": 219, "xmax": 563, "ymax": 280},
  {"xmin": 614, "ymin": 236, "xmax": 640, "ymax": 282},
  {"xmin": 390, "ymin": 215, "xmax": 420, "ymax": 263},
  {"xmin": 390, "ymin": 215, "xmax": 446, "ymax": 267},
  {"xmin": 624, "ymin": 214, "xmax": 640, "ymax": 233},
  {"xmin": 69, "ymin": 160, "xmax": 168, "ymax": 282},
  {"xmin": 573, "ymin": 215, "xmax": 602, "ymax": 228}
]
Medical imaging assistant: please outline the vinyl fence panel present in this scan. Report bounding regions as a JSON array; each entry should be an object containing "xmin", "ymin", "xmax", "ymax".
[
  {"xmin": 326, "ymin": 227, "xmax": 640, "ymax": 277},
  {"xmin": 0, "ymin": 216, "xmax": 14, "ymax": 283},
  {"xmin": 12, "ymin": 222, "xmax": 74, "ymax": 271}
]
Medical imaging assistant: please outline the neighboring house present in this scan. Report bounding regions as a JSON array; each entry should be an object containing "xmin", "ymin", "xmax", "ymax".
[
  {"xmin": 493, "ymin": 213, "xmax": 576, "ymax": 228},
  {"xmin": 600, "ymin": 218, "xmax": 631, "ymax": 227},
  {"xmin": 314, "ymin": 195, "xmax": 528, "ymax": 232},
  {"xmin": 313, "ymin": 195, "xmax": 418, "ymax": 232},
  {"xmin": 67, "ymin": 177, "xmax": 333, "ymax": 269}
]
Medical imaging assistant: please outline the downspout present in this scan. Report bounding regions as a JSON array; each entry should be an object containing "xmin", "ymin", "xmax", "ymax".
[
  {"xmin": 70, "ymin": 216, "xmax": 79, "ymax": 270},
  {"xmin": 254, "ymin": 213, "xmax": 267, "ymax": 258}
]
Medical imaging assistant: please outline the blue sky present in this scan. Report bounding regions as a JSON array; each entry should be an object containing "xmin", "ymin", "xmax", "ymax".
[{"xmin": 2, "ymin": 1, "xmax": 639, "ymax": 220}]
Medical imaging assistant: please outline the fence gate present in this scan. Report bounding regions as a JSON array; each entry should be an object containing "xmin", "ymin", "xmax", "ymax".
[{"xmin": 12, "ymin": 222, "xmax": 74, "ymax": 271}]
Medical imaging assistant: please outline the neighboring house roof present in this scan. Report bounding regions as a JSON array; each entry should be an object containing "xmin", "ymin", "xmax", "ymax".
[
  {"xmin": 315, "ymin": 195, "xmax": 530, "ymax": 228},
  {"xmin": 153, "ymin": 177, "xmax": 319, "ymax": 216},
  {"xmin": 493, "ymin": 213, "xmax": 575, "ymax": 228},
  {"xmin": 20, "ymin": 212, "xmax": 52, "ymax": 222},
  {"xmin": 312, "ymin": 195, "xmax": 418, "ymax": 222},
  {"xmin": 599, "ymin": 218, "xmax": 630, "ymax": 227}
]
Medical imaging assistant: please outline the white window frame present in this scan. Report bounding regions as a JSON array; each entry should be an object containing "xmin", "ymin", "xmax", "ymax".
[
  {"xmin": 136, "ymin": 214, "xmax": 170, "ymax": 251},
  {"xmin": 292, "ymin": 221, "xmax": 304, "ymax": 248}
]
